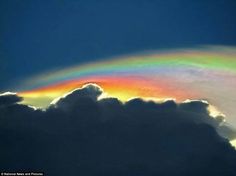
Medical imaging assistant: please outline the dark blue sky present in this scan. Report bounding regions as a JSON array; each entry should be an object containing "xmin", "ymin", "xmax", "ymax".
[{"xmin": 0, "ymin": 0, "xmax": 236, "ymax": 90}]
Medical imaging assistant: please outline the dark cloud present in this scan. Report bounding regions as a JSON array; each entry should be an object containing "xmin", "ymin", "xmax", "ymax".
[
  {"xmin": 0, "ymin": 84, "xmax": 236, "ymax": 176},
  {"xmin": 51, "ymin": 84, "xmax": 103, "ymax": 111},
  {"xmin": 0, "ymin": 92, "xmax": 23, "ymax": 107}
]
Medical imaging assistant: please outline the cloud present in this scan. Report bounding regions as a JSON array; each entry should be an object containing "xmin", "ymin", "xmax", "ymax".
[
  {"xmin": 50, "ymin": 83, "xmax": 103, "ymax": 111},
  {"xmin": 0, "ymin": 92, "xmax": 23, "ymax": 107},
  {"xmin": 0, "ymin": 84, "xmax": 236, "ymax": 176}
]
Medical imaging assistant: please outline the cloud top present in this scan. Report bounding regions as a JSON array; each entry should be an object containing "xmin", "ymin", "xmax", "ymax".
[{"xmin": 0, "ymin": 92, "xmax": 23, "ymax": 106}]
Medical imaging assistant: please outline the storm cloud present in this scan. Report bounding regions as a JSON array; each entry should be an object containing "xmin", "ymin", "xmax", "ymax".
[
  {"xmin": 0, "ymin": 84, "xmax": 236, "ymax": 176},
  {"xmin": 0, "ymin": 92, "xmax": 23, "ymax": 107}
]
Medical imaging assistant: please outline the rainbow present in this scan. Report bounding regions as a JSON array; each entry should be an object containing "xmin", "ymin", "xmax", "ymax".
[
  {"xmin": 17, "ymin": 46, "xmax": 236, "ymax": 126},
  {"xmin": 20, "ymin": 46, "xmax": 236, "ymax": 89}
]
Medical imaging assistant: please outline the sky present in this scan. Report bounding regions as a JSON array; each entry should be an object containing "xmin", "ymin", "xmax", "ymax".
[
  {"xmin": 1, "ymin": 0, "xmax": 236, "ymax": 89},
  {"xmin": 1, "ymin": 0, "xmax": 236, "ymax": 174}
]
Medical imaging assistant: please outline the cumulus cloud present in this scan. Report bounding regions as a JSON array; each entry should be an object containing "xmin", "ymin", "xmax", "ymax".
[
  {"xmin": 50, "ymin": 83, "xmax": 103, "ymax": 111},
  {"xmin": 0, "ymin": 84, "xmax": 236, "ymax": 176},
  {"xmin": 0, "ymin": 92, "xmax": 23, "ymax": 107}
]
